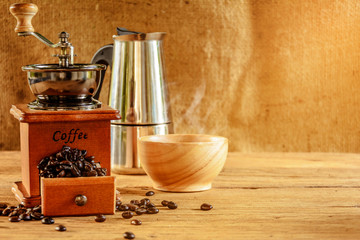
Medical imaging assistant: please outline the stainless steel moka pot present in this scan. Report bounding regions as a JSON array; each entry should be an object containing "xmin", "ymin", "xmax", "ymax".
[{"xmin": 92, "ymin": 29, "xmax": 173, "ymax": 174}]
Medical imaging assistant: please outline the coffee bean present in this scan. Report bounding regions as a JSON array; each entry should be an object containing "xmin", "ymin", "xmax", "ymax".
[
  {"xmin": 17, "ymin": 209, "xmax": 26, "ymax": 215},
  {"xmin": 30, "ymin": 211, "xmax": 44, "ymax": 220},
  {"xmin": 62, "ymin": 145, "xmax": 71, "ymax": 152},
  {"xmin": 123, "ymin": 231, "xmax": 135, "ymax": 239},
  {"xmin": 116, "ymin": 199, "xmax": 122, "ymax": 206},
  {"xmin": 55, "ymin": 225, "xmax": 67, "ymax": 231},
  {"xmin": 2, "ymin": 208, "xmax": 11, "ymax": 216},
  {"xmin": 145, "ymin": 191, "xmax": 154, "ymax": 196},
  {"xmin": 8, "ymin": 210, "xmax": 19, "ymax": 217},
  {"xmin": 161, "ymin": 200, "xmax": 169, "ymax": 207},
  {"xmin": 128, "ymin": 204, "xmax": 139, "ymax": 211},
  {"xmin": 57, "ymin": 170, "xmax": 66, "ymax": 178},
  {"xmin": 167, "ymin": 201, "xmax": 177, "ymax": 209},
  {"xmin": 130, "ymin": 199, "xmax": 140, "ymax": 205},
  {"xmin": 96, "ymin": 168, "xmax": 107, "ymax": 176},
  {"xmin": 0, "ymin": 203, "xmax": 7, "ymax": 209},
  {"xmin": 118, "ymin": 204, "xmax": 129, "ymax": 211},
  {"xmin": 32, "ymin": 205, "xmax": 41, "ymax": 213},
  {"xmin": 140, "ymin": 198, "xmax": 150, "ymax": 205},
  {"xmin": 135, "ymin": 208, "xmax": 147, "ymax": 215},
  {"xmin": 19, "ymin": 213, "xmax": 31, "ymax": 221},
  {"xmin": 146, "ymin": 202, "xmax": 155, "ymax": 208},
  {"xmin": 42, "ymin": 217, "xmax": 55, "ymax": 224},
  {"xmin": 17, "ymin": 204, "xmax": 25, "ymax": 209},
  {"xmin": 95, "ymin": 214, "xmax": 106, "ymax": 222},
  {"xmin": 70, "ymin": 165, "xmax": 82, "ymax": 177},
  {"xmin": 131, "ymin": 219, "xmax": 142, "ymax": 225},
  {"xmin": 122, "ymin": 211, "xmax": 134, "ymax": 219},
  {"xmin": 200, "ymin": 203, "xmax": 213, "ymax": 211},
  {"xmin": 146, "ymin": 207, "xmax": 159, "ymax": 214},
  {"xmin": 75, "ymin": 160, "xmax": 84, "ymax": 170},
  {"xmin": 8, "ymin": 216, "xmax": 21, "ymax": 222}
]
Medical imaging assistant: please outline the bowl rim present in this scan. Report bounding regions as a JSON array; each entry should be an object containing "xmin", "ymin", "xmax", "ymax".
[{"xmin": 139, "ymin": 134, "xmax": 228, "ymax": 144}]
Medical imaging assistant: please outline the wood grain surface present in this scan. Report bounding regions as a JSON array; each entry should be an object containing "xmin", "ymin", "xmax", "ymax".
[
  {"xmin": 2, "ymin": 1, "xmax": 360, "ymax": 153},
  {"xmin": 1, "ymin": 151, "xmax": 360, "ymax": 239}
]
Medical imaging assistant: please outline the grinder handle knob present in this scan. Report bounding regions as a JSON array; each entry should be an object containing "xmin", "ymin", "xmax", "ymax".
[{"xmin": 9, "ymin": 3, "xmax": 38, "ymax": 33}]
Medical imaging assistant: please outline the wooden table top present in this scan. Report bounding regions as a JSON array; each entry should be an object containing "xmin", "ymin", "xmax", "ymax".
[{"xmin": 1, "ymin": 151, "xmax": 360, "ymax": 239}]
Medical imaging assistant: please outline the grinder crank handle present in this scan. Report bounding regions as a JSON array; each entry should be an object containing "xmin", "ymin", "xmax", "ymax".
[
  {"xmin": 9, "ymin": 3, "xmax": 38, "ymax": 33},
  {"xmin": 9, "ymin": 3, "xmax": 56, "ymax": 48}
]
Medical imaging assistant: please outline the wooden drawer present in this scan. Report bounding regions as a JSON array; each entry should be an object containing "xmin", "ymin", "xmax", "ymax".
[{"xmin": 41, "ymin": 176, "xmax": 115, "ymax": 216}]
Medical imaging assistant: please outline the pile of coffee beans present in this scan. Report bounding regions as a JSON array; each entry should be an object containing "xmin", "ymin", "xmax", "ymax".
[
  {"xmin": 1, "ymin": 188, "xmax": 213, "ymax": 238},
  {"xmin": 0, "ymin": 204, "xmax": 44, "ymax": 222},
  {"xmin": 37, "ymin": 145, "xmax": 107, "ymax": 178},
  {"xmin": 116, "ymin": 197, "xmax": 163, "ymax": 217}
]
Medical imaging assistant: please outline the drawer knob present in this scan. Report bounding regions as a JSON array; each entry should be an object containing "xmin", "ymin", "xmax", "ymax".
[{"xmin": 74, "ymin": 194, "xmax": 87, "ymax": 206}]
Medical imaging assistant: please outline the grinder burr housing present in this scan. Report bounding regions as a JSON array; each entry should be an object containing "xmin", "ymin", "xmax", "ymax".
[
  {"xmin": 10, "ymin": 3, "xmax": 105, "ymax": 111},
  {"xmin": 9, "ymin": 3, "xmax": 120, "ymax": 216}
]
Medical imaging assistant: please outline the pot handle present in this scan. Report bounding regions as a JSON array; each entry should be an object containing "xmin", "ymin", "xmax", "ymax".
[{"xmin": 91, "ymin": 44, "xmax": 113, "ymax": 100}]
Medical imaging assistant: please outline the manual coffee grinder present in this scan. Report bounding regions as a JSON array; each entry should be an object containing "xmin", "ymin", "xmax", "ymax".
[{"xmin": 9, "ymin": 3, "xmax": 120, "ymax": 216}]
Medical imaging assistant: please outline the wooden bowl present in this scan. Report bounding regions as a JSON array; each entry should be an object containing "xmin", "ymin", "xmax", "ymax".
[{"xmin": 138, "ymin": 134, "xmax": 228, "ymax": 192}]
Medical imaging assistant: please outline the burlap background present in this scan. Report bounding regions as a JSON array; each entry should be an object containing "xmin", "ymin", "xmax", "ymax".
[{"xmin": 1, "ymin": 0, "xmax": 360, "ymax": 152}]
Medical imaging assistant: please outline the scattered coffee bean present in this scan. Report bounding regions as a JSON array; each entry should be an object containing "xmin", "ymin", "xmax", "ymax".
[
  {"xmin": 122, "ymin": 211, "xmax": 134, "ymax": 219},
  {"xmin": 8, "ymin": 216, "xmax": 21, "ymax": 222},
  {"xmin": 123, "ymin": 231, "xmax": 135, "ymax": 239},
  {"xmin": 128, "ymin": 204, "xmax": 139, "ymax": 211},
  {"xmin": 0, "ymin": 203, "xmax": 8, "ymax": 209},
  {"xmin": 167, "ymin": 201, "xmax": 177, "ymax": 209},
  {"xmin": 146, "ymin": 202, "xmax": 155, "ymax": 208},
  {"xmin": 19, "ymin": 213, "xmax": 31, "ymax": 221},
  {"xmin": 161, "ymin": 200, "xmax": 169, "ymax": 207},
  {"xmin": 55, "ymin": 225, "xmax": 67, "ymax": 231},
  {"xmin": 140, "ymin": 198, "xmax": 150, "ymax": 206},
  {"xmin": 146, "ymin": 207, "xmax": 159, "ymax": 214},
  {"xmin": 42, "ymin": 217, "xmax": 55, "ymax": 224},
  {"xmin": 145, "ymin": 191, "xmax": 154, "ymax": 196},
  {"xmin": 200, "ymin": 203, "xmax": 213, "ymax": 211},
  {"xmin": 95, "ymin": 214, "xmax": 106, "ymax": 222},
  {"xmin": 30, "ymin": 211, "xmax": 44, "ymax": 220},
  {"xmin": 135, "ymin": 208, "xmax": 147, "ymax": 215},
  {"xmin": 131, "ymin": 219, "xmax": 142, "ymax": 225},
  {"xmin": 116, "ymin": 200, "xmax": 122, "ymax": 207},
  {"xmin": 17, "ymin": 204, "xmax": 25, "ymax": 209},
  {"xmin": 17, "ymin": 209, "xmax": 26, "ymax": 215},
  {"xmin": 8, "ymin": 210, "xmax": 19, "ymax": 217},
  {"xmin": 32, "ymin": 205, "xmax": 41, "ymax": 213},
  {"xmin": 130, "ymin": 200, "xmax": 140, "ymax": 205},
  {"xmin": 118, "ymin": 204, "xmax": 130, "ymax": 211},
  {"xmin": 2, "ymin": 208, "xmax": 11, "ymax": 216}
]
